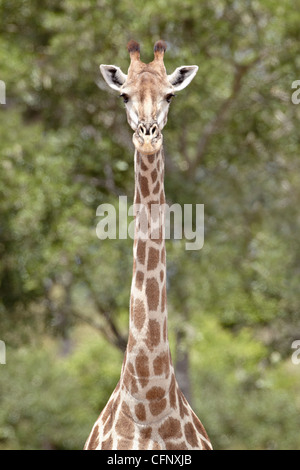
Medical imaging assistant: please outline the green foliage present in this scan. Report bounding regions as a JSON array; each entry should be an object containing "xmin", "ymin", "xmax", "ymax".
[
  {"xmin": 191, "ymin": 318, "xmax": 300, "ymax": 449},
  {"xmin": 0, "ymin": 0, "xmax": 300, "ymax": 450},
  {"xmin": 0, "ymin": 330, "xmax": 121, "ymax": 449}
]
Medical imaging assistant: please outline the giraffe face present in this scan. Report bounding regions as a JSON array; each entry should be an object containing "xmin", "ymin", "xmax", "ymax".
[
  {"xmin": 120, "ymin": 71, "xmax": 173, "ymax": 154},
  {"xmin": 100, "ymin": 41, "xmax": 198, "ymax": 155}
]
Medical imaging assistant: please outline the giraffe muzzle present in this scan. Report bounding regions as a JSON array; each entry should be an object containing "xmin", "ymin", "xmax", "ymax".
[{"xmin": 133, "ymin": 121, "xmax": 163, "ymax": 154}]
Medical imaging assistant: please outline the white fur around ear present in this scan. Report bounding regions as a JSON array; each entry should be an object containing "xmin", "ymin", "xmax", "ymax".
[
  {"xmin": 167, "ymin": 65, "xmax": 198, "ymax": 91},
  {"xmin": 100, "ymin": 65, "xmax": 127, "ymax": 92}
]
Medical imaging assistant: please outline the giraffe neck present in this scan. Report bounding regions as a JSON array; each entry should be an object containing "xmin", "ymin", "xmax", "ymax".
[
  {"xmin": 121, "ymin": 146, "xmax": 173, "ymax": 401},
  {"xmin": 84, "ymin": 146, "xmax": 213, "ymax": 451}
]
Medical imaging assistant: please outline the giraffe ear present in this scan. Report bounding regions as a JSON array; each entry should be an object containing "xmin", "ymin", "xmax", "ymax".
[
  {"xmin": 167, "ymin": 65, "xmax": 198, "ymax": 91},
  {"xmin": 100, "ymin": 65, "xmax": 127, "ymax": 92}
]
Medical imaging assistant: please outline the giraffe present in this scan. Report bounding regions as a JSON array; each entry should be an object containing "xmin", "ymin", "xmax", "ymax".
[{"xmin": 84, "ymin": 40, "xmax": 212, "ymax": 451}]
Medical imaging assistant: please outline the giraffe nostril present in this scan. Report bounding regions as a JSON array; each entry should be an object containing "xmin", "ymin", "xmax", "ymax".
[
  {"xmin": 137, "ymin": 123, "xmax": 159, "ymax": 139},
  {"xmin": 150, "ymin": 124, "xmax": 158, "ymax": 137},
  {"xmin": 138, "ymin": 124, "xmax": 147, "ymax": 137}
]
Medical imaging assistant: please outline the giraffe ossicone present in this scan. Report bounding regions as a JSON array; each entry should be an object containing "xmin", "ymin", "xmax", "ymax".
[{"xmin": 84, "ymin": 40, "xmax": 212, "ymax": 451}]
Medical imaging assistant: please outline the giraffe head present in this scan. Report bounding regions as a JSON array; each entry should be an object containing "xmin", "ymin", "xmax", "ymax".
[{"xmin": 100, "ymin": 40, "xmax": 198, "ymax": 155}]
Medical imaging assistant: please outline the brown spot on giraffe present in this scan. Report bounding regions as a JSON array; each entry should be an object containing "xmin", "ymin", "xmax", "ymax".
[
  {"xmin": 147, "ymin": 247, "xmax": 160, "ymax": 271},
  {"xmin": 122, "ymin": 365, "xmax": 131, "ymax": 389},
  {"xmin": 184, "ymin": 422, "xmax": 199, "ymax": 447},
  {"xmin": 130, "ymin": 377, "xmax": 138, "ymax": 395},
  {"xmin": 140, "ymin": 159, "xmax": 148, "ymax": 171},
  {"xmin": 125, "ymin": 363, "xmax": 138, "ymax": 395},
  {"xmin": 146, "ymin": 386, "xmax": 165, "ymax": 400},
  {"xmin": 146, "ymin": 277, "xmax": 160, "ymax": 311},
  {"xmin": 161, "ymin": 282, "xmax": 166, "ymax": 312},
  {"xmin": 103, "ymin": 414, "xmax": 113, "ymax": 436},
  {"xmin": 147, "ymin": 154, "xmax": 155, "ymax": 165},
  {"xmin": 135, "ymin": 403, "xmax": 146, "ymax": 421},
  {"xmin": 139, "ymin": 175, "xmax": 150, "ymax": 198},
  {"xmin": 151, "ymin": 168, "xmax": 157, "ymax": 183},
  {"xmin": 140, "ymin": 427, "xmax": 152, "ymax": 440},
  {"xmin": 135, "ymin": 349, "xmax": 150, "ymax": 387},
  {"xmin": 132, "ymin": 298, "xmax": 146, "ymax": 330},
  {"xmin": 149, "ymin": 397, "xmax": 167, "ymax": 416},
  {"xmin": 137, "ymin": 240, "xmax": 146, "ymax": 265},
  {"xmin": 87, "ymin": 424, "xmax": 99, "ymax": 450},
  {"xmin": 135, "ymin": 188, "xmax": 141, "ymax": 205},
  {"xmin": 113, "ymin": 390, "xmax": 121, "ymax": 410},
  {"xmin": 163, "ymin": 318, "xmax": 167, "ymax": 342},
  {"xmin": 160, "ymin": 189, "xmax": 165, "ymax": 204},
  {"xmin": 146, "ymin": 386, "xmax": 167, "ymax": 416},
  {"xmin": 146, "ymin": 319, "xmax": 161, "ymax": 350},
  {"xmin": 100, "ymin": 399, "xmax": 113, "ymax": 425},
  {"xmin": 138, "ymin": 427, "xmax": 152, "ymax": 449},
  {"xmin": 153, "ymin": 181, "xmax": 160, "ymax": 194},
  {"xmin": 158, "ymin": 417, "xmax": 182, "ymax": 440},
  {"xmin": 191, "ymin": 412, "xmax": 211, "ymax": 446},
  {"xmin": 166, "ymin": 441, "xmax": 188, "ymax": 450},
  {"xmin": 118, "ymin": 439, "xmax": 133, "ymax": 450},
  {"xmin": 101, "ymin": 435, "xmax": 113, "ymax": 450},
  {"xmin": 115, "ymin": 402, "xmax": 134, "ymax": 439},
  {"xmin": 153, "ymin": 351, "xmax": 170, "ymax": 376},
  {"xmin": 161, "ymin": 246, "xmax": 166, "ymax": 264},
  {"xmin": 127, "ymin": 332, "xmax": 136, "ymax": 352},
  {"xmin": 135, "ymin": 270, "xmax": 144, "ymax": 290},
  {"xmin": 192, "ymin": 412, "xmax": 207, "ymax": 435},
  {"xmin": 122, "ymin": 363, "xmax": 138, "ymax": 396},
  {"xmin": 178, "ymin": 391, "xmax": 189, "ymax": 418}
]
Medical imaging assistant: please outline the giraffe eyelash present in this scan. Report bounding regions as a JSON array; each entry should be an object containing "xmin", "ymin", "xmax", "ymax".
[
  {"xmin": 166, "ymin": 93, "xmax": 175, "ymax": 103},
  {"xmin": 119, "ymin": 93, "xmax": 129, "ymax": 103}
]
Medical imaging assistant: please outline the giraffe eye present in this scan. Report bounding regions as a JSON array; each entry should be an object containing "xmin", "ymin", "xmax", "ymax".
[
  {"xmin": 120, "ymin": 93, "xmax": 129, "ymax": 104},
  {"xmin": 166, "ymin": 93, "xmax": 175, "ymax": 103}
]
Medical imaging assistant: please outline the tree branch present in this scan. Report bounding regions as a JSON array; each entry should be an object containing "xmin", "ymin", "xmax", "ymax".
[
  {"xmin": 189, "ymin": 58, "xmax": 260, "ymax": 176},
  {"xmin": 79, "ymin": 275, "xmax": 128, "ymax": 352}
]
